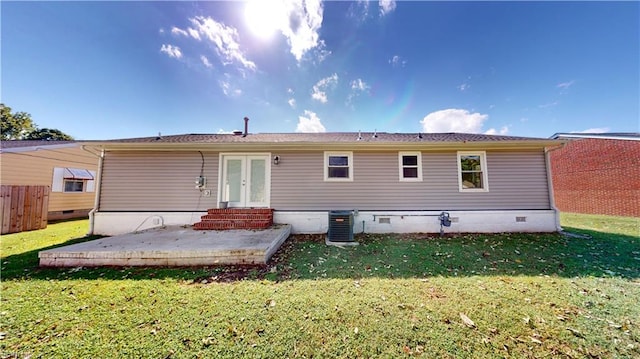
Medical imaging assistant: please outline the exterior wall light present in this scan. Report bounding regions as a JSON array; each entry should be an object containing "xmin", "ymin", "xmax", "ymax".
[{"xmin": 273, "ymin": 155, "xmax": 280, "ymax": 165}]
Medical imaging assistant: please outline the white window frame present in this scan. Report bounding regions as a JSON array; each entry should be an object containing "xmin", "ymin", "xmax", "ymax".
[
  {"xmin": 398, "ymin": 152, "xmax": 423, "ymax": 182},
  {"xmin": 457, "ymin": 151, "xmax": 489, "ymax": 192},
  {"xmin": 324, "ymin": 151, "xmax": 353, "ymax": 182}
]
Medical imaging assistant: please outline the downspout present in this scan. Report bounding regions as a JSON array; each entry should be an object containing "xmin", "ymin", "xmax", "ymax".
[
  {"xmin": 544, "ymin": 144, "xmax": 566, "ymax": 232},
  {"xmin": 82, "ymin": 145, "xmax": 104, "ymax": 235}
]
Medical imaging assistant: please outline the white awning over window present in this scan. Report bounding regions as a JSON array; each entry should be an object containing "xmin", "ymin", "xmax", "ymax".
[{"xmin": 63, "ymin": 168, "xmax": 94, "ymax": 180}]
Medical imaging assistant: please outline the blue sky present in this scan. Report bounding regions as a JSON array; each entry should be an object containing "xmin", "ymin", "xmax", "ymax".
[{"xmin": 2, "ymin": 1, "xmax": 638, "ymax": 140}]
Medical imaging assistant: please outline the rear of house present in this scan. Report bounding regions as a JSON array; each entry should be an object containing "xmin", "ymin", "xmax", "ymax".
[
  {"xmin": 0, "ymin": 141, "xmax": 99, "ymax": 221},
  {"xmin": 549, "ymin": 133, "xmax": 640, "ymax": 217},
  {"xmin": 86, "ymin": 132, "xmax": 563, "ymax": 235}
]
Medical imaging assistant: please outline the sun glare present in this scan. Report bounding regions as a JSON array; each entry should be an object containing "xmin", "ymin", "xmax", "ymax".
[{"xmin": 244, "ymin": 0, "xmax": 282, "ymax": 39}]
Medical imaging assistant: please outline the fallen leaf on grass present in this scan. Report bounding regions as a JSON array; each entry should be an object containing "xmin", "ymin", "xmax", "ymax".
[
  {"xmin": 202, "ymin": 337, "xmax": 215, "ymax": 346},
  {"xmin": 566, "ymin": 327, "xmax": 585, "ymax": 338},
  {"xmin": 530, "ymin": 337, "xmax": 543, "ymax": 344},
  {"xmin": 460, "ymin": 313, "xmax": 476, "ymax": 328}
]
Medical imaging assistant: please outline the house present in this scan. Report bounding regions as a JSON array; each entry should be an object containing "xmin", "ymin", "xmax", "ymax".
[
  {"xmin": 549, "ymin": 133, "xmax": 640, "ymax": 217},
  {"xmin": 83, "ymin": 128, "xmax": 565, "ymax": 236},
  {"xmin": 0, "ymin": 140, "xmax": 99, "ymax": 221}
]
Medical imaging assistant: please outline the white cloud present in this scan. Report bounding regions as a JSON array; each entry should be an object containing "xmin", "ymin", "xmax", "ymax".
[
  {"xmin": 348, "ymin": 0, "xmax": 370, "ymax": 22},
  {"xmin": 379, "ymin": 0, "xmax": 397, "ymax": 16},
  {"xmin": 296, "ymin": 110, "xmax": 326, "ymax": 133},
  {"xmin": 247, "ymin": 0, "xmax": 324, "ymax": 62},
  {"xmin": 281, "ymin": 0, "xmax": 324, "ymax": 62},
  {"xmin": 188, "ymin": 16, "xmax": 256, "ymax": 70},
  {"xmin": 187, "ymin": 28, "xmax": 200, "ymax": 40},
  {"xmin": 219, "ymin": 79, "xmax": 242, "ymax": 97},
  {"xmin": 572, "ymin": 127, "xmax": 610, "ymax": 133},
  {"xmin": 351, "ymin": 78, "xmax": 369, "ymax": 91},
  {"xmin": 160, "ymin": 44, "xmax": 182, "ymax": 59},
  {"xmin": 171, "ymin": 27, "xmax": 188, "ymax": 37},
  {"xmin": 389, "ymin": 55, "xmax": 406, "ymax": 68},
  {"xmin": 200, "ymin": 55, "xmax": 212, "ymax": 68},
  {"xmin": 458, "ymin": 83, "xmax": 470, "ymax": 92},
  {"xmin": 557, "ymin": 80, "xmax": 575, "ymax": 90},
  {"xmin": 420, "ymin": 109, "xmax": 489, "ymax": 133},
  {"xmin": 347, "ymin": 78, "xmax": 370, "ymax": 104},
  {"xmin": 484, "ymin": 126, "xmax": 509, "ymax": 135},
  {"xmin": 288, "ymin": 98, "xmax": 296, "ymax": 108},
  {"xmin": 311, "ymin": 73, "xmax": 338, "ymax": 103},
  {"xmin": 313, "ymin": 40, "xmax": 332, "ymax": 63},
  {"xmin": 538, "ymin": 101, "xmax": 559, "ymax": 108}
]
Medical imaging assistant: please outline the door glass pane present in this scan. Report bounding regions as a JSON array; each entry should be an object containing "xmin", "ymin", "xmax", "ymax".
[
  {"xmin": 249, "ymin": 159, "xmax": 265, "ymax": 202},
  {"xmin": 225, "ymin": 159, "xmax": 242, "ymax": 202}
]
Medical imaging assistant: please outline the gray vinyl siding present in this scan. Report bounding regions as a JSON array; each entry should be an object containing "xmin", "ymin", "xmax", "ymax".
[
  {"xmin": 270, "ymin": 150, "xmax": 550, "ymax": 210},
  {"xmin": 99, "ymin": 149, "xmax": 550, "ymax": 211},
  {"xmin": 99, "ymin": 151, "xmax": 219, "ymax": 211}
]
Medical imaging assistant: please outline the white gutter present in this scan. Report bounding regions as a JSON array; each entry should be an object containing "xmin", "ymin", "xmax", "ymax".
[
  {"xmin": 544, "ymin": 143, "xmax": 566, "ymax": 232},
  {"xmin": 82, "ymin": 145, "xmax": 104, "ymax": 235},
  {"xmin": 0, "ymin": 142, "xmax": 79, "ymax": 154}
]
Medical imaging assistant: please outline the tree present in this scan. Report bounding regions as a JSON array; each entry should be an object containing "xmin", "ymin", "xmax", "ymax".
[
  {"xmin": 0, "ymin": 103, "xmax": 74, "ymax": 140},
  {"xmin": 25, "ymin": 128, "xmax": 74, "ymax": 141},
  {"xmin": 1, "ymin": 104, "xmax": 36, "ymax": 140}
]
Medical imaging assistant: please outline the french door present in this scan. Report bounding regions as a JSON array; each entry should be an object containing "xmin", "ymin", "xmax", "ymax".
[{"xmin": 221, "ymin": 154, "xmax": 270, "ymax": 208}]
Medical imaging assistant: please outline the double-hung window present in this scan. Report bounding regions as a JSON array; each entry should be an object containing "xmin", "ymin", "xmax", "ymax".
[
  {"xmin": 457, "ymin": 151, "xmax": 489, "ymax": 192},
  {"xmin": 399, "ymin": 152, "xmax": 422, "ymax": 181},
  {"xmin": 324, "ymin": 152, "xmax": 353, "ymax": 181}
]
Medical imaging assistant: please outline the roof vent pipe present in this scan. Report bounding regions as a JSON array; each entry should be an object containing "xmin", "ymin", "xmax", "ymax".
[{"xmin": 243, "ymin": 117, "xmax": 249, "ymax": 137}]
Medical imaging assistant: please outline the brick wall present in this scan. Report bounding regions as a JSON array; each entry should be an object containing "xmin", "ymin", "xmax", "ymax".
[{"xmin": 550, "ymin": 138, "xmax": 639, "ymax": 217}]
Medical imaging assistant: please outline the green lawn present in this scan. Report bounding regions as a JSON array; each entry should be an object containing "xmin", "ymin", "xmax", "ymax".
[{"xmin": 1, "ymin": 214, "xmax": 638, "ymax": 358}]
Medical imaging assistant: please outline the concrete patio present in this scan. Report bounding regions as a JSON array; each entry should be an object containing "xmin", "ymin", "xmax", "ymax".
[{"xmin": 39, "ymin": 224, "xmax": 291, "ymax": 267}]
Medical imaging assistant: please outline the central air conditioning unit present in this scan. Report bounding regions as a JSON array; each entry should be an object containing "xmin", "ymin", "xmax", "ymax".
[{"xmin": 328, "ymin": 210, "xmax": 354, "ymax": 242}]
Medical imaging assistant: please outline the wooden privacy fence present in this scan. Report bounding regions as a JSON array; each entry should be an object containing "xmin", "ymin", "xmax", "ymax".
[{"xmin": 1, "ymin": 185, "xmax": 50, "ymax": 234}]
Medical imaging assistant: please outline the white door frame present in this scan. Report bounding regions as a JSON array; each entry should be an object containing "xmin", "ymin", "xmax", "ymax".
[{"xmin": 218, "ymin": 153, "xmax": 271, "ymax": 208}]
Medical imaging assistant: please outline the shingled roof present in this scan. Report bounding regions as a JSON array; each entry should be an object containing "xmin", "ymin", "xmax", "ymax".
[
  {"xmin": 0, "ymin": 140, "xmax": 77, "ymax": 150},
  {"xmin": 98, "ymin": 132, "xmax": 554, "ymax": 144}
]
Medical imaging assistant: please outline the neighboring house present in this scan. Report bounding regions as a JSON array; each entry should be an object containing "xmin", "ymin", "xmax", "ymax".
[
  {"xmin": 0, "ymin": 140, "xmax": 99, "ymax": 221},
  {"xmin": 549, "ymin": 133, "xmax": 640, "ymax": 217},
  {"xmin": 83, "ymin": 131, "xmax": 564, "ymax": 236}
]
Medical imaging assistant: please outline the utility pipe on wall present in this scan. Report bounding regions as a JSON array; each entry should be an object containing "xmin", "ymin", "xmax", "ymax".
[
  {"xmin": 82, "ymin": 145, "xmax": 104, "ymax": 235},
  {"xmin": 544, "ymin": 143, "xmax": 566, "ymax": 232}
]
